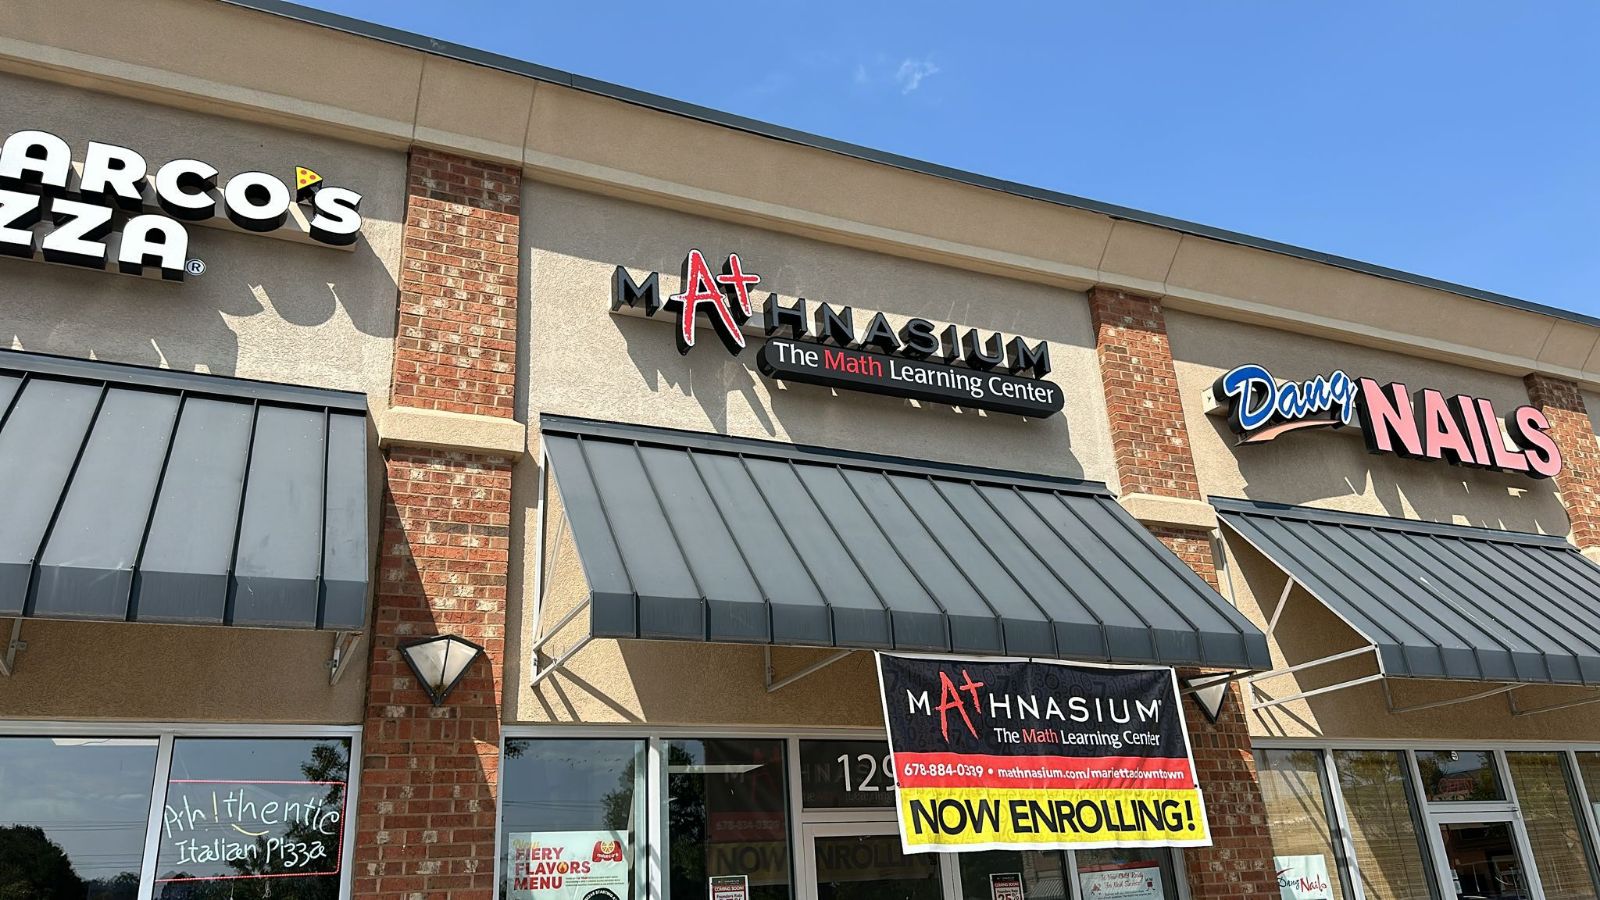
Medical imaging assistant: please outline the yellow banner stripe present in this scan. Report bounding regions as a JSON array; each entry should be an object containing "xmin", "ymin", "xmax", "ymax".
[{"xmin": 897, "ymin": 787, "xmax": 1208, "ymax": 847}]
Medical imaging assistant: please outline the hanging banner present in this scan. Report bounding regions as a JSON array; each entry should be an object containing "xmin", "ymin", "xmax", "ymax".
[
  {"xmin": 507, "ymin": 831, "xmax": 630, "ymax": 900},
  {"xmin": 875, "ymin": 653, "xmax": 1210, "ymax": 853}
]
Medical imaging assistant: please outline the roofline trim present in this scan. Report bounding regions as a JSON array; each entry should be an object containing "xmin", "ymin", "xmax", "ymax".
[
  {"xmin": 221, "ymin": 0, "xmax": 1600, "ymax": 332},
  {"xmin": 1211, "ymin": 496, "xmax": 1577, "ymax": 549},
  {"xmin": 539, "ymin": 414, "xmax": 1113, "ymax": 496}
]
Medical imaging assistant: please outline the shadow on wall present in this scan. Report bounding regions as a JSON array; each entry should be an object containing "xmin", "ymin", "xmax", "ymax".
[
  {"xmin": 1202, "ymin": 411, "xmax": 1570, "ymax": 536},
  {"xmin": 524, "ymin": 184, "xmax": 1091, "ymax": 481},
  {"xmin": 1, "ymin": 225, "xmax": 395, "ymax": 379}
]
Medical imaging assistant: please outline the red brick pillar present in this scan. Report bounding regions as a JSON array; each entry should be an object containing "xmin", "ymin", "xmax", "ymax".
[
  {"xmin": 1089, "ymin": 286, "xmax": 1277, "ymax": 900},
  {"xmin": 1525, "ymin": 373, "xmax": 1600, "ymax": 553},
  {"xmin": 355, "ymin": 149, "xmax": 521, "ymax": 900},
  {"xmin": 391, "ymin": 148, "xmax": 521, "ymax": 417}
]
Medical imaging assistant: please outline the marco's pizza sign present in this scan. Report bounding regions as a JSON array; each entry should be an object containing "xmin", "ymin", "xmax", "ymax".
[{"xmin": 0, "ymin": 128, "xmax": 363, "ymax": 282}]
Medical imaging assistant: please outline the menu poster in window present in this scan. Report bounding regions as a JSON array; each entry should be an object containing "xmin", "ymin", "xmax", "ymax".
[
  {"xmin": 1274, "ymin": 855, "xmax": 1333, "ymax": 900},
  {"xmin": 709, "ymin": 874, "xmax": 750, "ymax": 900},
  {"xmin": 1079, "ymin": 862, "xmax": 1163, "ymax": 900},
  {"xmin": 509, "ymin": 831, "xmax": 630, "ymax": 900},
  {"xmin": 156, "ymin": 779, "xmax": 345, "ymax": 882},
  {"xmin": 991, "ymin": 872, "xmax": 1026, "ymax": 900},
  {"xmin": 876, "ymin": 653, "xmax": 1210, "ymax": 853}
]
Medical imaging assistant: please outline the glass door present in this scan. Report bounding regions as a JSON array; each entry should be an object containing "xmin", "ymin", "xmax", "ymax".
[
  {"xmin": 1431, "ymin": 816, "xmax": 1535, "ymax": 900},
  {"xmin": 799, "ymin": 821, "xmax": 946, "ymax": 900}
]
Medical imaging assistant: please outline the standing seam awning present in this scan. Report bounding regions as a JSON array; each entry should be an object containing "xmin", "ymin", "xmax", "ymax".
[
  {"xmin": 541, "ymin": 416, "xmax": 1270, "ymax": 670},
  {"xmin": 1215, "ymin": 497, "xmax": 1600, "ymax": 685},
  {"xmin": 0, "ymin": 349, "xmax": 370, "ymax": 630}
]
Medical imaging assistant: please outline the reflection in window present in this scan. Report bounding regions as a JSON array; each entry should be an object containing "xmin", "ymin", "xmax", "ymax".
[
  {"xmin": 501, "ymin": 739, "xmax": 645, "ymax": 900},
  {"xmin": 1332, "ymin": 750, "xmax": 1433, "ymax": 900},
  {"xmin": 1076, "ymin": 848, "xmax": 1181, "ymax": 900},
  {"xmin": 813, "ymin": 834, "xmax": 940, "ymax": 900},
  {"xmin": 152, "ymin": 737, "xmax": 351, "ymax": 899},
  {"xmin": 1256, "ymin": 749, "xmax": 1348, "ymax": 900},
  {"xmin": 956, "ymin": 849, "xmax": 1068, "ymax": 900},
  {"xmin": 668, "ymin": 739, "xmax": 790, "ymax": 900},
  {"xmin": 0, "ymin": 736, "xmax": 159, "ymax": 899},
  {"xmin": 1415, "ymin": 751, "xmax": 1504, "ymax": 802},
  {"xmin": 1505, "ymin": 752, "xmax": 1599, "ymax": 900}
]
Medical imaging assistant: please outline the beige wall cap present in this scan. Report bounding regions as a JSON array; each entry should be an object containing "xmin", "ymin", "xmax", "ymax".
[
  {"xmin": 1116, "ymin": 493, "xmax": 1220, "ymax": 530},
  {"xmin": 377, "ymin": 406, "xmax": 527, "ymax": 457}
]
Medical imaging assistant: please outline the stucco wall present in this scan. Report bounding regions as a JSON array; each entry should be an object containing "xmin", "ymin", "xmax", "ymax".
[
  {"xmin": 1170, "ymin": 309, "xmax": 1570, "ymax": 534},
  {"xmin": 521, "ymin": 182, "xmax": 1110, "ymax": 482},
  {"xmin": 0, "ymin": 73, "xmax": 406, "ymax": 725},
  {"xmin": 510, "ymin": 182, "xmax": 1112, "ymax": 727}
]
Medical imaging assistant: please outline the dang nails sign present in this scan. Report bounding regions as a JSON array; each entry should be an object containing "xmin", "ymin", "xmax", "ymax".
[{"xmin": 1205, "ymin": 363, "xmax": 1562, "ymax": 479}]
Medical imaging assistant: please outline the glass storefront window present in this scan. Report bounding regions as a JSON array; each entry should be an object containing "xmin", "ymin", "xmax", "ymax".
[
  {"xmin": 667, "ymin": 738, "xmax": 791, "ymax": 900},
  {"xmin": 1416, "ymin": 751, "xmax": 1504, "ymax": 803},
  {"xmin": 502, "ymin": 738, "xmax": 645, "ymax": 900},
  {"xmin": 1506, "ymin": 752, "xmax": 1599, "ymax": 900},
  {"xmin": 798, "ymin": 740, "xmax": 896, "ymax": 810},
  {"xmin": 1076, "ymin": 848, "xmax": 1181, "ymax": 900},
  {"xmin": 1578, "ymin": 754, "xmax": 1600, "ymax": 835},
  {"xmin": 0, "ymin": 736, "xmax": 159, "ymax": 899},
  {"xmin": 956, "ymin": 849, "xmax": 1068, "ymax": 900},
  {"xmin": 1256, "ymin": 749, "xmax": 1349, "ymax": 900},
  {"xmin": 1332, "ymin": 749, "xmax": 1434, "ymax": 900},
  {"xmin": 152, "ymin": 736, "xmax": 352, "ymax": 899}
]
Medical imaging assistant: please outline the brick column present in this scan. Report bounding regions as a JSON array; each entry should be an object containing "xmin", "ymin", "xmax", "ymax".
[
  {"xmin": 1525, "ymin": 373, "xmax": 1600, "ymax": 554},
  {"xmin": 392, "ymin": 148, "xmax": 520, "ymax": 418},
  {"xmin": 1089, "ymin": 286, "xmax": 1277, "ymax": 900},
  {"xmin": 355, "ymin": 149, "xmax": 521, "ymax": 900}
]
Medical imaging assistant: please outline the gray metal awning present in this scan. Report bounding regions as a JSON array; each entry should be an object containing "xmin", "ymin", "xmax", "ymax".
[
  {"xmin": 0, "ymin": 349, "xmax": 370, "ymax": 630},
  {"xmin": 538, "ymin": 416, "xmax": 1269, "ymax": 670},
  {"xmin": 1216, "ymin": 497, "xmax": 1600, "ymax": 686}
]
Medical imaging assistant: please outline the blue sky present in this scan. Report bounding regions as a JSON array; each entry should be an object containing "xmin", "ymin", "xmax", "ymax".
[{"xmin": 304, "ymin": 0, "xmax": 1600, "ymax": 316}]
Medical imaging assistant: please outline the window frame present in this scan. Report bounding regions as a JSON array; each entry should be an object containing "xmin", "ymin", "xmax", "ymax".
[
  {"xmin": 1259, "ymin": 738, "xmax": 1600, "ymax": 900},
  {"xmin": 0, "ymin": 719, "xmax": 362, "ymax": 900},
  {"xmin": 499, "ymin": 725, "xmax": 1193, "ymax": 900}
]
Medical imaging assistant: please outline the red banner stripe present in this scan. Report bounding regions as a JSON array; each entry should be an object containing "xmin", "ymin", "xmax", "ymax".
[{"xmin": 891, "ymin": 751, "xmax": 1196, "ymax": 790}]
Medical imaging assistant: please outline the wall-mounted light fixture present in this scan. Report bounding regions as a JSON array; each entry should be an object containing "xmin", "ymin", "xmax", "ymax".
[{"xmin": 399, "ymin": 634, "xmax": 484, "ymax": 706}]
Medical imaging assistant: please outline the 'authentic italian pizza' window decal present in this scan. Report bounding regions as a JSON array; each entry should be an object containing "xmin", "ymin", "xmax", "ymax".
[{"xmin": 612, "ymin": 249, "xmax": 1064, "ymax": 419}]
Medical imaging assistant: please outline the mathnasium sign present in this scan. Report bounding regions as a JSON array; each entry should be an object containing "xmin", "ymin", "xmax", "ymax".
[
  {"xmin": 875, "ymin": 653, "xmax": 1210, "ymax": 854},
  {"xmin": 611, "ymin": 250, "xmax": 1064, "ymax": 419}
]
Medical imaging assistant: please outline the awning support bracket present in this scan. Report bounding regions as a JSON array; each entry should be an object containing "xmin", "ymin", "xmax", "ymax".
[
  {"xmin": 1383, "ymin": 678, "xmax": 1520, "ymax": 714},
  {"xmin": 765, "ymin": 646, "xmax": 854, "ymax": 694},
  {"xmin": 1179, "ymin": 671, "xmax": 1246, "ymax": 695},
  {"xmin": 0, "ymin": 618, "xmax": 21, "ymax": 677},
  {"xmin": 1507, "ymin": 687, "xmax": 1600, "ymax": 717},
  {"xmin": 530, "ymin": 596, "xmax": 594, "ymax": 688},
  {"xmin": 1246, "ymin": 645, "xmax": 1381, "ymax": 710},
  {"xmin": 327, "ymin": 631, "xmax": 362, "ymax": 686},
  {"xmin": 1264, "ymin": 574, "xmax": 1295, "ymax": 637}
]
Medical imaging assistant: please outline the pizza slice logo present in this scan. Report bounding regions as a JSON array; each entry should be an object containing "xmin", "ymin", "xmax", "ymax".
[
  {"xmin": 294, "ymin": 166, "xmax": 323, "ymax": 200},
  {"xmin": 591, "ymin": 840, "xmax": 623, "ymax": 862}
]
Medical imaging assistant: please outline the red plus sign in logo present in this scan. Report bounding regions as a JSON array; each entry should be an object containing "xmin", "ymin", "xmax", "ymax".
[{"xmin": 664, "ymin": 249, "xmax": 762, "ymax": 354}]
